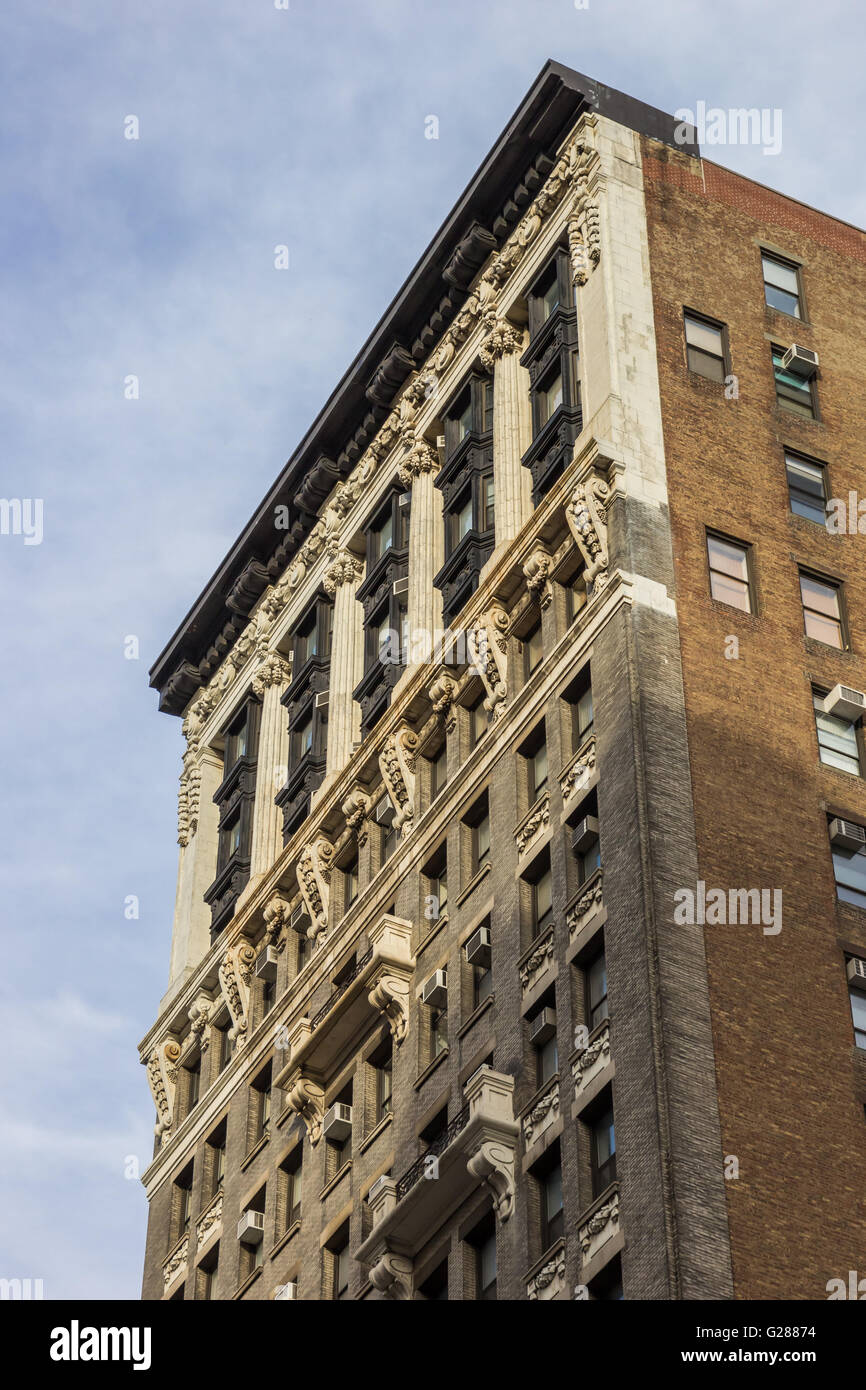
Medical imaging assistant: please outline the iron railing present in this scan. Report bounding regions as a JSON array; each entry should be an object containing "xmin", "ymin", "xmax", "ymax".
[
  {"xmin": 395, "ymin": 1102, "xmax": 471, "ymax": 1201},
  {"xmin": 308, "ymin": 946, "xmax": 373, "ymax": 1031}
]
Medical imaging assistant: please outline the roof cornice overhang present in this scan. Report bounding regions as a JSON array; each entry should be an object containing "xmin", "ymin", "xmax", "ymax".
[{"xmin": 149, "ymin": 60, "xmax": 694, "ymax": 715}]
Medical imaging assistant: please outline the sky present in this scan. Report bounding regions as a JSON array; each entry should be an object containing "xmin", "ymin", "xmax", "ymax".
[{"xmin": 0, "ymin": 0, "xmax": 862, "ymax": 1301}]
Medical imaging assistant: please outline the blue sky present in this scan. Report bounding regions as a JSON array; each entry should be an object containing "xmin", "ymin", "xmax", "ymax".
[{"xmin": 0, "ymin": 0, "xmax": 861, "ymax": 1300}]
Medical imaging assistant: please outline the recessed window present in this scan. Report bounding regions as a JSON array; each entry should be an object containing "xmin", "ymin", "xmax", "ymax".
[
  {"xmin": 369, "ymin": 507, "xmax": 394, "ymax": 562},
  {"xmin": 291, "ymin": 711, "xmax": 313, "ymax": 763},
  {"xmin": 526, "ymin": 852, "xmax": 553, "ymax": 938},
  {"xmin": 451, "ymin": 490, "xmax": 474, "ymax": 548},
  {"xmin": 762, "ymin": 252, "xmax": 802, "ymax": 318},
  {"xmin": 586, "ymin": 946, "xmax": 609, "ymax": 1032},
  {"xmin": 381, "ymin": 818, "xmax": 398, "ymax": 865},
  {"xmin": 848, "ymin": 968, "xmax": 866, "ymax": 1048},
  {"xmin": 431, "ymin": 1007, "xmax": 448, "ymax": 1057},
  {"xmin": 684, "ymin": 312, "xmax": 727, "ymax": 383},
  {"xmin": 800, "ymin": 571, "xmax": 843, "ymax": 648},
  {"xmin": 217, "ymin": 1022, "xmax": 234, "ymax": 1074},
  {"xmin": 469, "ymin": 1213, "xmax": 497, "ymax": 1300},
  {"xmin": 590, "ymin": 1104, "xmax": 616, "ymax": 1197},
  {"xmin": 279, "ymin": 1147, "xmax": 302, "ymax": 1231},
  {"xmin": 198, "ymin": 1243, "xmax": 219, "ymax": 1300},
  {"xmin": 707, "ymin": 533, "xmax": 752, "ymax": 613},
  {"xmin": 423, "ymin": 844, "xmax": 448, "ymax": 923},
  {"xmin": 773, "ymin": 346, "xmax": 816, "ymax": 418},
  {"xmin": 251, "ymin": 1063, "xmax": 272, "ymax": 1146},
  {"xmin": 814, "ymin": 692, "xmax": 860, "ymax": 775},
  {"xmin": 430, "ymin": 742, "xmax": 448, "ymax": 800},
  {"xmin": 469, "ymin": 694, "xmax": 488, "ymax": 749},
  {"xmin": 538, "ymin": 370, "xmax": 564, "ymax": 427},
  {"xmin": 528, "ymin": 735, "xmax": 548, "ymax": 803},
  {"xmin": 786, "ymin": 451, "xmax": 826, "ymax": 524},
  {"xmin": 523, "ymin": 621, "xmax": 543, "ymax": 679},
  {"xmin": 207, "ymin": 1120, "xmax": 227, "ymax": 1198},
  {"xmin": 372, "ymin": 1039, "xmax": 393, "ymax": 1123},
  {"xmin": 185, "ymin": 1057, "xmax": 201, "ymax": 1114},
  {"xmin": 465, "ymin": 794, "xmax": 490, "ymax": 875},
  {"xmin": 224, "ymin": 708, "xmax": 250, "ymax": 769},
  {"xmin": 531, "ymin": 1000, "xmax": 558, "ymax": 1085},
  {"xmin": 832, "ymin": 835, "xmax": 866, "ymax": 909},
  {"xmin": 174, "ymin": 1162, "xmax": 194, "ymax": 1239},
  {"xmin": 540, "ymin": 1155, "xmax": 563, "ymax": 1250},
  {"xmin": 219, "ymin": 810, "xmax": 242, "ymax": 865}
]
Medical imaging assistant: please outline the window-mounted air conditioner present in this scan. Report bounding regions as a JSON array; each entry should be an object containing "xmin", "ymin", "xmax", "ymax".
[
  {"xmin": 367, "ymin": 1173, "xmax": 392, "ymax": 1204},
  {"xmin": 398, "ymin": 491, "xmax": 411, "ymax": 508},
  {"xmin": 314, "ymin": 691, "xmax": 329, "ymax": 710},
  {"xmin": 829, "ymin": 818, "xmax": 866, "ymax": 852},
  {"xmin": 465, "ymin": 925, "xmax": 492, "ymax": 968},
  {"xmin": 822, "ymin": 684, "xmax": 866, "ymax": 723},
  {"xmin": 572, "ymin": 815, "xmax": 600, "ymax": 854},
  {"xmin": 322, "ymin": 1103, "xmax": 353, "ymax": 1143},
  {"xmin": 255, "ymin": 945, "xmax": 279, "ymax": 982},
  {"xmin": 375, "ymin": 797, "xmax": 395, "ymax": 827},
  {"xmin": 237, "ymin": 1210, "xmax": 265, "ymax": 1245},
  {"xmin": 846, "ymin": 956, "xmax": 866, "ymax": 992},
  {"xmin": 781, "ymin": 344, "xmax": 819, "ymax": 379},
  {"xmin": 393, "ymin": 576, "xmax": 409, "ymax": 598},
  {"xmin": 274, "ymin": 1281, "xmax": 298, "ymax": 1301},
  {"xmin": 290, "ymin": 904, "xmax": 310, "ymax": 934},
  {"xmin": 529, "ymin": 1008, "xmax": 557, "ymax": 1047},
  {"xmin": 422, "ymin": 969, "xmax": 448, "ymax": 1009}
]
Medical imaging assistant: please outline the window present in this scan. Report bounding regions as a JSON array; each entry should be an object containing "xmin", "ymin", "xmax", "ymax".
[
  {"xmin": 832, "ymin": 837, "xmax": 866, "ymax": 909},
  {"xmin": 466, "ymin": 794, "xmax": 490, "ymax": 875},
  {"xmin": 369, "ymin": 506, "xmax": 395, "ymax": 562},
  {"xmin": 224, "ymin": 707, "xmax": 250, "ymax": 771},
  {"xmin": 424, "ymin": 844, "xmax": 448, "ymax": 923},
  {"xmin": 430, "ymin": 741, "xmax": 448, "ymax": 800},
  {"xmin": 538, "ymin": 369, "xmax": 564, "ymax": 427},
  {"xmin": 586, "ymin": 947, "xmax": 609, "ymax": 1032},
  {"xmin": 198, "ymin": 1243, "xmax": 219, "ymax": 1301},
  {"xmin": 684, "ymin": 312, "xmax": 726, "ymax": 383},
  {"xmin": 174, "ymin": 1163, "xmax": 194, "ymax": 1239},
  {"xmin": 523, "ymin": 723, "xmax": 548, "ymax": 802},
  {"xmin": 540, "ymin": 1157, "xmax": 563, "ymax": 1250},
  {"xmin": 261, "ymin": 975, "xmax": 276, "ymax": 1019},
  {"xmin": 239, "ymin": 1187, "xmax": 266, "ymax": 1277},
  {"xmin": 372, "ymin": 1039, "xmax": 393, "ymax": 1123},
  {"xmin": 251, "ymin": 1063, "xmax": 272, "ymax": 1147},
  {"xmin": 207, "ymin": 699, "xmax": 261, "ymax": 936},
  {"xmin": 326, "ymin": 1082, "xmax": 353, "ymax": 1170},
  {"xmin": 848, "ymin": 970, "xmax": 866, "ymax": 1048},
  {"xmin": 342, "ymin": 855, "xmax": 359, "ymax": 910},
  {"xmin": 470, "ymin": 1214, "xmax": 497, "ymax": 1300},
  {"xmin": 786, "ymin": 451, "xmax": 826, "ymax": 524},
  {"xmin": 332, "ymin": 1231, "xmax": 352, "ymax": 1300},
  {"xmin": 773, "ymin": 345, "xmax": 816, "ymax": 418},
  {"xmin": 707, "ymin": 533, "xmax": 752, "ymax": 613},
  {"xmin": 279, "ymin": 1147, "xmax": 302, "ymax": 1231},
  {"xmin": 291, "ymin": 711, "xmax": 313, "ymax": 763},
  {"xmin": 469, "ymin": 694, "xmax": 488, "ymax": 749},
  {"xmin": 531, "ymin": 999, "xmax": 558, "ymax": 1085},
  {"xmin": 217, "ymin": 1022, "xmax": 234, "ymax": 1074},
  {"xmin": 814, "ymin": 692, "xmax": 860, "ymax": 775},
  {"xmin": 473, "ymin": 959, "xmax": 493, "ymax": 1009},
  {"xmin": 523, "ymin": 621, "xmax": 543, "ymax": 679},
  {"xmin": 531, "ymin": 263, "xmax": 561, "ymax": 330},
  {"xmin": 481, "ymin": 475, "xmax": 495, "ymax": 531},
  {"xmin": 527, "ymin": 855, "xmax": 553, "ymax": 937},
  {"xmin": 355, "ymin": 492, "xmax": 411, "ymax": 737},
  {"xmin": 184, "ymin": 1057, "xmax": 201, "ymax": 1115},
  {"xmin": 591, "ymin": 1105, "xmax": 616, "ymax": 1196},
  {"xmin": 292, "ymin": 599, "xmax": 332, "ymax": 669},
  {"xmin": 524, "ymin": 249, "xmax": 581, "ymax": 502},
  {"xmin": 450, "ymin": 490, "xmax": 474, "ymax": 549},
  {"xmin": 431, "ymin": 1007, "xmax": 448, "ymax": 1057},
  {"xmin": 207, "ymin": 1120, "xmax": 227, "ymax": 1199},
  {"xmin": 762, "ymin": 252, "xmax": 802, "ymax": 318},
  {"xmin": 218, "ymin": 811, "xmax": 242, "ymax": 867},
  {"xmin": 565, "ymin": 671, "xmax": 594, "ymax": 748},
  {"xmin": 434, "ymin": 374, "xmax": 496, "ymax": 625},
  {"xmin": 800, "ymin": 571, "xmax": 843, "ymax": 648},
  {"xmin": 381, "ymin": 817, "xmax": 398, "ymax": 865},
  {"xmin": 418, "ymin": 1259, "xmax": 448, "ymax": 1300}
]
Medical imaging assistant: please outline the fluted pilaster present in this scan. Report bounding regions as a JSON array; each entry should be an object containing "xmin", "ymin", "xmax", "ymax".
[
  {"xmin": 323, "ymin": 549, "xmax": 365, "ymax": 776},
  {"xmin": 480, "ymin": 321, "xmax": 532, "ymax": 546},
  {"xmin": 397, "ymin": 439, "xmax": 443, "ymax": 665},
  {"xmin": 249, "ymin": 653, "xmax": 292, "ymax": 879}
]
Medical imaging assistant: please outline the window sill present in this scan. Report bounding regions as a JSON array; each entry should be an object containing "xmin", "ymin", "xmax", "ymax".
[
  {"xmin": 457, "ymin": 994, "xmax": 495, "ymax": 1039},
  {"xmin": 241, "ymin": 1131, "xmax": 270, "ymax": 1171},
  {"xmin": 233, "ymin": 1265, "xmax": 263, "ymax": 1300},
  {"xmin": 457, "ymin": 862, "xmax": 491, "ymax": 908},
  {"xmin": 417, "ymin": 916, "xmax": 448, "ymax": 957},
  {"xmin": 414, "ymin": 1047, "xmax": 449, "ymax": 1091},
  {"xmin": 359, "ymin": 1112, "xmax": 393, "ymax": 1155},
  {"xmin": 319, "ymin": 1160, "xmax": 352, "ymax": 1201},
  {"xmin": 270, "ymin": 1219, "xmax": 301, "ymax": 1260}
]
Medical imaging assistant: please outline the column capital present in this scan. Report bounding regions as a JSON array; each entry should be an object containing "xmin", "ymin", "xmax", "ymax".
[
  {"xmin": 396, "ymin": 438, "xmax": 439, "ymax": 489},
  {"xmin": 323, "ymin": 548, "xmax": 364, "ymax": 595},
  {"xmin": 479, "ymin": 319, "xmax": 525, "ymax": 371},
  {"xmin": 251, "ymin": 651, "xmax": 292, "ymax": 697}
]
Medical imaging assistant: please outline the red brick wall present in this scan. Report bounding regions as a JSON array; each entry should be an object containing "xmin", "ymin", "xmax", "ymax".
[{"xmin": 642, "ymin": 136, "xmax": 866, "ymax": 1300}]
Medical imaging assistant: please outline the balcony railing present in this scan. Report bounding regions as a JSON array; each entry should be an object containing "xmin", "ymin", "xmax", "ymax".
[
  {"xmin": 396, "ymin": 1103, "xmax": 471, "ymax": 1201},
  {"xmin": 309, "ymin": 947, "xmax": 373, "ymax": 1030}
]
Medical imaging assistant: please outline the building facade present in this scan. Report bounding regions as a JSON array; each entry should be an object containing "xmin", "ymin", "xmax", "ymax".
[{"xmin": 140, "ymin": 62, "xmax": 866, "ymax": 1302}]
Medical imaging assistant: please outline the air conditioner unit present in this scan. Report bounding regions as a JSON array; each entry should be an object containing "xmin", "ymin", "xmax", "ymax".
[
  {"xmin": 829, "ymin": 818, "xmax": 866, "ymax": 852},
  {"xmin": 572, "ymin": 815, "xmax": 600, "ymax": 854},
  {"xmin": 465, "ymin": 925, "xmax": 492, "ymax": 968},
  {"xmin": 436, "ymin": 434, "xmax": 446, "ymax": 451},
  {"xmin": 367, "ymin": 1173, "xmax": 392, "ymax": 1203},
  {"xmin": 781, "ymin": 344, "xmax": 819, "ymax": 379},
  {"xmin": 822, "ymin": 684, "xmax": 866, "ymax": 723},
  {"xmin": 314, "ymin": 691, "xmax": 329, "ymax": 710},
  {"xmin": 529, "ymin": 1008, "xmax": 557, "ymax": 1046},
  {"xmin": 846, "ymin": 957, "xmax": 866, "ymax": 992},
  {"xmin": 422, "ymin": 969, "xmax": 448, "ymax": 1009},
  {"xmin": 290, "ymin": 904, "xmax": 310, "ymax": 934},
  {"xmin": 393, "ymin": 576, "xmax": 409, "ymax": 598},
  {"xmin": 274, "ymin": 1281, "xmax": 298, "ymax": 1301},
  {"xmin": 322, "ymin": 1102, "xmax": 353, "ymax": 1142},
  {"xmin": 375, "ymin": 797, "xmax": 395, "ymax": 827},
  {"xmin": 398, "ymin": 491, "xmax": 411, "ymax": 507},
  {"xmin": 237, "ymin": 1210, "xmax": 265, "ymax": 1245},
  {"xmin": 255, "ymin": 945, "xmax": 279, "ymax": 982}
]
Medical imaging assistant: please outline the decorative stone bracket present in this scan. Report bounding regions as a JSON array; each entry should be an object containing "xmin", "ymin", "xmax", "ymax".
[
  {"xmin": 566, "ymin": 473, "xmax": 610, "ymax": 595},
  {"xmin": 378, "ymin": 726, "xmax": 419, "ymax": 835},
  {"xmin": 145, "ymin": 1037, "xmax": 182, "ymax": 1146},
  {"xmin": 468, "ymin": 605, "xmax": 509, "ymax": 720},
  {"xmin": 522, "ymin": 546, "xmax": 554, "ymax": 610},
  {"xmin": 218, "ymin": 940, "xmax": 257, "ymax": 1049},
  {"xmin": 187, "ymin": 996, "xmax": 212, "ymax": 1054},
  {"xmin": 283, "ymin": 1071, "xmax": 325, "ymax": 1145},
  {"xmin": 426, "ymin": 669, "xmax": 459, "ymax": 731},
  {"xmin": 295, "ymin": 836, "xmax": 335, "ymax": 940},
  {"xmin": 342, "ymin": 785, "xmax": 371, "ymax": 846},
  {"xmin": 262, "ymin": 891, "xmax": 292, "ymax": 952},
  {"xmin": 368, "ymin": 1250, "xmax": 414, "ymax": 1300}
]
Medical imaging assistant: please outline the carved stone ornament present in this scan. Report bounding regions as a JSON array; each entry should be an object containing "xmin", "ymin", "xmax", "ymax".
[
  {"xmin": 145, "ymin": 1038, "xmax": 182, "ymax": 1145},
  {"xmin": 527, "ymin": 1245, "xmax": 566, "ymax": 1301},
  {"xmin": 522, "ymin": 1078, "xmax": 560, "ymax": 1148},
  {"xmin": 466, "ymin": 1140, "xmax": 516, "ymax": 1222},
  {"xmin": 342, "ymin": 785, "xmax": 371, "ymax": 847},
  {"xmin": 468, "ymin": 605, "xmax": 509, "ymax": 720},
  {"xmin": 368, "ymin": 972, "xmax": 411, "ymax": 1045},
  {"xmin": 323, "ymin": 547, "xmax": 364, "ymax": 597},
  {"xmin": 251, "ymin": 651, "xmax": 292, "ymax": 698},
  {"xmin": 567, "ymin": 871, "xmax": 604, "ymax": 939},
  {"xmin": 162, "ymin": 1235, "xmax": 188, "ymax": 1292},
  {"xmin": 579, "ymin": 1191, "xmax": 620, "ymax": 1258},
  {"xmin": 573, "ymin": 1023, "xmax": 611, "ymax": 1087},
  {"xmin": 522, "ymin": 547, "xmax": 553, "ymax": 610},
  {"xmin": 218, "ymin": 940, "xmax": 257, "ymax": 1048},
  {"xmin": 188, "ymin": 997, "xmax": 212, "ymax": 1053},
  {"xmin": 519, "ymin": 930, "xmax": 554, "ymax": 991},
  {"xmin": 566, "ymin": 474, "xmax": 611, "ymax": 593},
  {"xmin": 396, "ymin": 437, "xmax": 439, "ymax": 490},
  {"xmin": 262, "ymin": 891, "xmax": 292, "ymax": 951},
  {"xmin": 295, "ymin": 837, "xmax": 335, "ymax": 939},
  {"xmin": 368, "ymin": 1251, "xmax": 414, "ymax": 1300},
  {"xmin": 478, "ymin": 319, "xmax": 525, "ymax": 373},
  {"xmin": 426, "ymin": 670, "xmax": 459, "ymax": 731},
  {"xmin": 515, "ymin": 795, "xmax": 550, "ymax": 857},
  {"xmin": 284, "ymin": 1071, "xmax": 325, "ymax": 1144},
  {"xmin": 378, "ymin": 726, "xmax": 419, "ymax": 834},
  {"xmin": 560, "ymin": 737, "xmax": 597, "ymax": 802},
  {"xmin": 196, "ymin": 1192, "xmax": 223, "ymax": 1252},
  {"xmin": 176, "ymin": 734, "xmax": 201, "ymax": 849}
]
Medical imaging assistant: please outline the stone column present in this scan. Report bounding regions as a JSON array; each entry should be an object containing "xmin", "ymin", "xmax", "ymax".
[
  {"xmin": 168, "ymin": 746, "xmax": 223, "ymax": 996},
  {"xmin": 480, "ymin": 320, "xmax": 532, "ymax": 547},
  {"xmin": 398, "ymin": 438, "xmax": 443, "ymax": 666},
  {"xmin": 323, "ymin": 549, "xmax": 365, "ymax": 778},
  {"xmin": 248, "ymin": 651, "xmax": 293, "ymax": 882}
]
